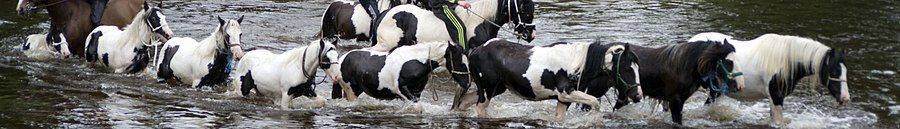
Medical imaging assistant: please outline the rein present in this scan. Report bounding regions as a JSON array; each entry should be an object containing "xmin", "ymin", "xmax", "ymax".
[{"xmin": 612, "ymin": 50, "xmax": 639, "ymax": 98}]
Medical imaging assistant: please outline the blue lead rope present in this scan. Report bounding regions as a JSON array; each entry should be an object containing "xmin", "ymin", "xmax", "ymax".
[
  {"xmin": 225, "ymin": 54, "xmax": 234, "ymax": 74},
  {"xmin": 703, "ymin": 72, "xmax": 730, "ymax": 94}
]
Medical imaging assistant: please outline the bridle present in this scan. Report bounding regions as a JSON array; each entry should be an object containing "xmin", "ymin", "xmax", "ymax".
[
  {"xmin": 299, "ymin": 43, "xmax": 339, "ymax": 87},
  {"xmin": 612, "ymin": 50, "xmax": 640, "ymax": 98},
  {"xmin": 504, "ymin": 0, "xmax": 534, "ymax": 40}
]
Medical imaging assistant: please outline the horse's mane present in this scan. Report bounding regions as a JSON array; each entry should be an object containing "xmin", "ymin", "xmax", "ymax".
[
  {"xmin": 646, "ymin": 41, "xmax": 733, "ymax": 74},
  {"xmin": 582, "ymin": 41, "xmax": 622, "ymax": 79},
  {"xmin": 745, "ymin": 34, "xmax": 830, "ymax": 85},
  {"xmin": 119, "ymin": 7, "xmax": 157, "ymax": 46},
  {"xmin": 196, "ymin": 20, "xmax": 239, "ymax": 56}
]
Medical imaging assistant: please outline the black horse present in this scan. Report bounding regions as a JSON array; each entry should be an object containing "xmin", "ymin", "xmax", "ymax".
[
  {"xmin": 452, "ymin": 39, "xmax": 642, "ymax": 121},
  {"xmin": 590, "ymin": 40, "xmax": 745, "ymax": 125}
]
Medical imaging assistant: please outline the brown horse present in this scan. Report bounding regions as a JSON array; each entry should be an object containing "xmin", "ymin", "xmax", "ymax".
[{"xmin": 17, "ymin": 0, "xmax": 143, "ymax": 57}]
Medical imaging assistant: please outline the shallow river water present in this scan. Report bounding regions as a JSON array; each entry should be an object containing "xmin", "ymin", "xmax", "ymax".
[{"xmin": 0, "ymin": 0, "xmax": 898, "ymax": 128}]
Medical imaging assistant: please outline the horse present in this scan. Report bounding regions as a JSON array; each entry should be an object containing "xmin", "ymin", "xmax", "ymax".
[
  {"xmin": 22, "ymin": 33, "xmax": 71, "ymax": 60},
  {"xmin": 328, "ymin": 41, "xmax": 470, "ymax": 113},
  {"xmin": 687, "ymin": 32, "xmax": 849, "ymax": 126},
  {"xmin": 368, "ymin": 0, "xmax": 536, "ymax": 51},
  {"xmin": 453, "ymin": 38, "xmax": 642, "ymax": 120},
  {"xmin": 84, "ymin": 2, "xmax": 174, "ymax": 73},
  {"xmin": 156, "ymin": 16, "xmax": 245, "ymax": 88},
  {"xmin": 229, "ymin": 40, "xmax": 340, "ymax": 110},
  {"xmin": 605, "ymin": 40, "xmax": 745, "ymax": 125},
  {"xmin": 17, "ymin": 0, "xmax": 144, "ymax": 57},
  {"xmin": 320, "ymin": 0, "xmax": 420, "ymax": 42}
]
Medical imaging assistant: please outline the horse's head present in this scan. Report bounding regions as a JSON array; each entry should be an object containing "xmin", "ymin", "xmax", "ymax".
[
  {"xmin": 445, "ymin": 42, "xmax": 473, "ymax": 109},
  {"xmin": 217, "ymin": 16, "xmax": 245, "ymax": 60},
  {"xmin": 500, "ymin": 0, "xmax": 536, "ymax": 42},
  {"xmin": 15, "ymin": 0, "xmax": 58, "ymax": 16},
  {"xmin": 142, "ymin": 1, "xmax": 174, "ymax": 42},
  {"xmin": 698, "ymin": 40, "xmax": 745, "ymax": 94},
  {"xmin": 604, "ymin": 43, "xmax": 642, "ymax": 107},
  {"xmin": 48, "ymin": 33, "xmax": 71, "ymax": 58},
  {"xmin": 317, "ymin": 39, "xmax": 340, "ymax": 72},
  {"xmin": 820, "ymin": 49, "xmax": 849, "ymax": 105}
]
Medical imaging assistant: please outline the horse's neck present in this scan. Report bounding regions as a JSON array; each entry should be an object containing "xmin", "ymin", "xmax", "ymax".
[
  {"xmin": 456, "ymin": 0, "xmax": 502, "ymax": 29},
  {"xmin": 197, "ymin": 29, "xmax": 224, "ymax": 57},
  {"xmin": 118, "ymin": 11, "xmax": 151, "ymax": 47},
  {"xmin": 285, "ymin": 45, "xmax": 320, "ymax": 71}
]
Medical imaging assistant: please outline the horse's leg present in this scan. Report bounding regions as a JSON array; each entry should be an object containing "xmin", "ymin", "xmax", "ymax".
[
  {"xmin": 555, "ymin": 102, "xmax": 571, "ymax": 120},
  {"xmin": 455, "ymin": 87, "xmax": 479, "ymax": 110},
  {"xmin": 768, "ymin": 78, "xmax": 790, "ymax": 126},
  {"xmin": 331, "ymin": 83, "xmax": 344, "ymax": 99},
  {"xmin": 669, "ymin": 97, "xmax": 685, "ymax": 125},
  {"xmin": 280, "ymin": 91, "xmax": 292, "ymax": 110}
]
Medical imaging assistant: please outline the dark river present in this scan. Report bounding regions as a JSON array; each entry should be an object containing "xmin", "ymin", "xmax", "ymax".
[{"xmin": 1, "ymin": 0, "xmax": 897, "ymax": 128}]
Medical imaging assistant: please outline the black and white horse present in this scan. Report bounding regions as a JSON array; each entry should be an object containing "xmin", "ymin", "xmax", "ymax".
[
  {"xmin": 612, "ymin": 40, "xmax": 745, "ymax": 125},
  {"xmin": 369, "ymin": 0, "xmax": 536, "ymax": 51},
  {"xmin": 84, "ymin": 2, "xmax": 174, "ymax": 73},
  {"xmin": 454, "ymin": 39, "xmax": 642, "ymax": 120},
  {"xmin": 688, "ymin": 32, "xmax": 849, "ymax": 126},
  {"xmin": 22, "ymin": 33, "xmax": 71, "ymax": 60},
  {"xmin": 156, "ymin": 16, "xmax": 245, "ymax": 87},
  {"xmin": 320, "ymin": 0, "xmax": 419, "ymax": 42},
  {"xmin": 229, "ymin": 40, "xmax": 340, "ymax": 110},
  {"xmin": 329, "ymin": 41, "xmax": 470, "ymax": 113}
]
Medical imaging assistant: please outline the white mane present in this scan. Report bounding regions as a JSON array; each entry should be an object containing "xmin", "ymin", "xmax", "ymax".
[
  {"xmin": 118, "ymin": 9, "xmax": 156, "ymax": 47},
  {"xmin": 196, "ymin": 20, "xmax": 241, "ymax": 57},
  {"xmin": 281, "ymin": 40, "xmax": 334, "ymax": 72},
  {"xmin": 745, "ymin": 34, "xmax": 831, "ymax": 85}
]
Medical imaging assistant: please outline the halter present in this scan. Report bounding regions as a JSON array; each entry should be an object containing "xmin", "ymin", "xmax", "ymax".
[
  {"xmin": 703, "ymin": 60, "xmax": 743, "ymax": 94},
  {"xmin": 612, "ymin": 50, "xmax": 640, "ymax": 97}
]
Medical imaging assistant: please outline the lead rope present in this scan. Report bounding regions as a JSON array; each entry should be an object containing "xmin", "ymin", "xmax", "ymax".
[{"xmin": 428, "ymin": 49, "xmax": 439, "ymax": 101}]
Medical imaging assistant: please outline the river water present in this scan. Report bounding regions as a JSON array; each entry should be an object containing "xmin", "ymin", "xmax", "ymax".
[{"xmin": 1, "ymin": 0, "xmax": 897, "ymax": 128}]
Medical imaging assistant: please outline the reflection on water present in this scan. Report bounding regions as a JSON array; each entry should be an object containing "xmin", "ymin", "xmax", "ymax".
[{"xmin": 0, "ymin": 0, "xmax": 897, "ymax": 128}]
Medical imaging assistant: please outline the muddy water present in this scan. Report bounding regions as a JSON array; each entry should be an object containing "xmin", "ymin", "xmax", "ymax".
[{"xmin": 0, "ymin": 0, "xmax": 897, "ymax": 128}]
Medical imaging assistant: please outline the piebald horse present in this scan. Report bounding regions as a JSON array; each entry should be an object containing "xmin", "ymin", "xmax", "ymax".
[
  {"xmin": 156, "ymin": 16, "xmax": 245, "ymax": 87},
  {"xmin": 320, "ymin": 0, "xmax": 419, "ymax": 42},
  {"xmin": 455, "ymin": 39, "xmax": 642, "ymax": 120},
  {"xmin": 688, "ymin": 32, "xmax": 849, "ymax": 126},
  {"xmin": 84, "ymin": 2, "xmax": 174, "ymax": 73},
  {"xmin": 17, "ymin": 0, "xmax": 144, "ymax": 57},
  {"xmin": 230, "ymin": 40, "xmax": 340, "ymax": 110},
  {"xmin": 329, "ymin": 41, "xmax": 470, "ymax": 113},
  {"xmin": 369, "ymin": 0, "xmax": 536, "ymax": 51},
  {"xmin": 613, "ymin": 40, "xmax": 745, "ymax": 125},
  {"xmin": 22, "ymin": 33, "xmax": 71, "ymax": 60}
]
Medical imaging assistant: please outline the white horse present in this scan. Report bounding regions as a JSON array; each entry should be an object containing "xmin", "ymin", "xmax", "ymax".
[
  {"xmin": 230, "ymin": 40, "xmax": 340, "ymax": 110},
  {"xmin": 84, "ymin": 3, "xmax": 174, "ymax": 73},
  {"xmin": 22, "ymin": 33, "xmax": 71, "ymax": 60},
  {"xmin": 688, "ymin": 32, "xmax": 850, "ymax": 126},
  {"xmin": 156, "ymin": 16, "xmax": 245, "ymax": 87}
]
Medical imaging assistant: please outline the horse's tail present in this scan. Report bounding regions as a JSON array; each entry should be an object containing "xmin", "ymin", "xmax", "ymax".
[
  {"xmin": 85, "ymin": 31, "xmax": 103, "ymax": 62},
  {"xmin": 319, "ymin": 2, "xmax": 341, "ymax": 43},
  {"xmin": 156, "ymin": 44, "xmax": 179, "ymax": 83}
]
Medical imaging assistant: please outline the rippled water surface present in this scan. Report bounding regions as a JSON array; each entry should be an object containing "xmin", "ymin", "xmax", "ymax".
[{"xmin": 1, "ymin": 0, "xmax": 898, "ymax": 128}]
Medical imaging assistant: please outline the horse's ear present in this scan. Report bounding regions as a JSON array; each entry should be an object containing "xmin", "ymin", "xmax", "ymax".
[
  {"xmin": 143, "ymin": 1, "xmax": 149, "ymax": 11},
  {"xmin": 157, "ymin": 0, "xmax": 163, "ymax": 8},
  {"xmin": 218, "ymin": 16, "xmax": 225, "ymax": 26},
  {"xmin": 238, "ymin": 15, "xmax": 245, "ymax": 24}
]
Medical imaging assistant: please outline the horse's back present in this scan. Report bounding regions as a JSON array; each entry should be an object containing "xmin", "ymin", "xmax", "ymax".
[{"xmin": 102, "ymin": 0, "xmax": 143, "ymax": 27}]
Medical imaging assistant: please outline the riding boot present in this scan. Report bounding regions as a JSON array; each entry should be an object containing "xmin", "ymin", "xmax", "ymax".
[{"xmin": 89, "ymin": 0, "xmax": 108, "ymax": 28}]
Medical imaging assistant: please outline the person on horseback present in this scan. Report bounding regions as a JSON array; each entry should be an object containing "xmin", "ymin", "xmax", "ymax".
[
  {"xmin": 426, "ymin": 0, "xmax": 471, "ymax": 49},
  {"xmin": 89, "ymin": 0, "xmax": 108, "ymax": 28}
]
